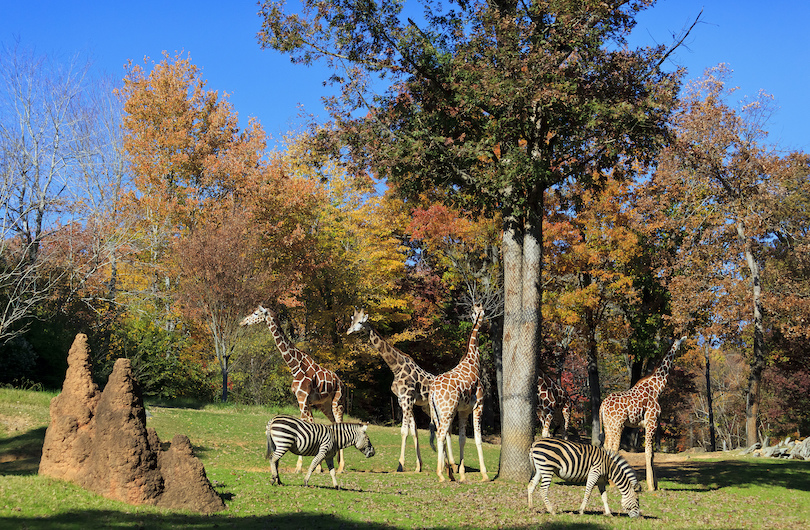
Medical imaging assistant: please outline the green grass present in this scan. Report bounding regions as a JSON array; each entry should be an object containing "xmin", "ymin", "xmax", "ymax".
[{"xmin": 1, "ymin": 387, "xmax": 809, "ymax": 529}]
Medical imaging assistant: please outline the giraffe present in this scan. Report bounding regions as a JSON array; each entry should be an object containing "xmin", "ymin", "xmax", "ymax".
[
  {"xmin": 346, "ymin": 308, "xmax": 451, "ymax": 472},
  {"xmin": 599, "ymin": 336, "xmax": 686, "ymax": 491},
  {"xmin": 536, "ymin": 371, "xmax": 572, "ymax": 439},
  {"xmin": 240, "ymin": 305, "xmax": 346, "ymax": 473},
  {"xmin": 429, "ymin": 304, "xmax": 490, "ymax": 482}
]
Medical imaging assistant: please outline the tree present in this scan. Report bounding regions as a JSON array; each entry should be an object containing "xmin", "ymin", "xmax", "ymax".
[
  {"xmin": 544, "ymin": 177, "xmax": 644, "ymax": 440},
  {"xmin": 644, "ymin": 65, "xmax": 809, "ymax": 447},
  {"xmin": 259, "ymin": 0, "xmax": 684, "ymax": 479},
  {"xmin": 119, "ymin": 52, "xmax": 277, "ymax": 400},
  {"xmin": 0, "ymin": 45, "xmax": 95, "ymax": 343}
]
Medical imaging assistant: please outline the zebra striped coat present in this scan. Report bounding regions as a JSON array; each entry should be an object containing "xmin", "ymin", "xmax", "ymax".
[
  {"xmin": 528, "ymin": 438, "xmax": 641, "ymax": 518},
  {"xmin": 265, "ymin": 415, "xmax": 375, "ymax": 488}
]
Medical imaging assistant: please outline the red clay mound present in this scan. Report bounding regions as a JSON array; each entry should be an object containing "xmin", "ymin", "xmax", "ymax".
[{"xmin": 39, "ymin": 333, "xmax": 225, "ymax": 513}]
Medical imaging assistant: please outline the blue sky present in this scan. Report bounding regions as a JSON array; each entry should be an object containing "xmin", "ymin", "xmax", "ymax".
[{"xmin": 3, "ymin": 1, "xmax": 808, "ymax": 152}]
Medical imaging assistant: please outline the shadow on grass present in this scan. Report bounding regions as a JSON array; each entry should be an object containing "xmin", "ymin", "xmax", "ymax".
[
  {"xmin": 0, "ymin": 510, "xmax": 611, "ymax": 530},
  {"xmin": 0, "ymin": 426, "xmax": 45, "ymax": 476},
  {"xmin": 657, "ymin": 459, "xmax": 810, "ymax": 492}
]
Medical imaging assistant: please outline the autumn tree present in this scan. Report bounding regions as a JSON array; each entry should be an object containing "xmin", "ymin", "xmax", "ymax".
[
  {"xmin": 544, "ymin": 177, "xmax": 647, "ymax": 439},
  {"xmin": 259, "ymin": 0, "xmax": 684, "ymax": 479},
  {"xmin": 119, "ymin": 52, "xmax": 274, "ymax": 399},
  {"xmin": 644, "ymin": 65, "xmax": 810, "ymax": 447}
]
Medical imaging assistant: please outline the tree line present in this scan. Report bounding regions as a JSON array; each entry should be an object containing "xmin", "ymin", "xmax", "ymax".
[{"xmin": 1, "ymin": 1, "xmax": 807, "ymax": 481}]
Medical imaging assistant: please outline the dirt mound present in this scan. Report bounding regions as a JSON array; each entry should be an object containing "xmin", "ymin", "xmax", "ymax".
[{"xmin": 39, "ymin": 334, "xmax": 225, "ymax": 513}]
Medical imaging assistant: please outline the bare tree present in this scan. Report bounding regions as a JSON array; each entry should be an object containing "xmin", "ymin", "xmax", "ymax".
[{"xmin": 0, "ymin": 45, "xmax": 95, "ymax": 341}]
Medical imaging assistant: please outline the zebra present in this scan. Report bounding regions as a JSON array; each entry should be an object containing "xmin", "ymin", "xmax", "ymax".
[
  {"xmin": 527, "ymin": 438, "xmax": 641, "ymax": 518},
  {"xmin": 265, "ymin": 415, "xmax": 375, "ymax": 488}
]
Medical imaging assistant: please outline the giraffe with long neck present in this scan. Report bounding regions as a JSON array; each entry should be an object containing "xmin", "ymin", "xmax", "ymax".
[
  {"xmin": 599, "ymin": 336, "xmax": 686, "ymax": 491},
  {"xmin": 429, "ymin": 305, "xmax": 489, "ymax": 482},
  {"xmin": 346, "ymin": 308, "xmax": 449, "ymax": 472},
  {"xmin": 240, "ymin": 305, "xmax": 346, "ymax": 473}
]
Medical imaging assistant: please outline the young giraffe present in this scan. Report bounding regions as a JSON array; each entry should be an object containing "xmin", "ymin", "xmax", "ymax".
[
  {"xmin": 536, "ymin": 372, "xmax": 572, "ymax": 439},
  {"xmin": 599, "ymin": 336, "xmax": 686, "ymax": 491},
  {"xmin": 429, "ymin": 304, "xmax": 489, "ymax": 482},
  {"xmin": 346, "ymin": 308, "xmax": 452, "ymax": 472},
  {"xmin": 240, "ymin": 305, "xmax": 346, "ymax": 473}
]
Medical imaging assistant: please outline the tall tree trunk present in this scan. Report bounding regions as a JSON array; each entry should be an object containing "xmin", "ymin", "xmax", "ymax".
[
  {"xmin": 705, "ymin": 345, "xmax": 716, "ymax": 452},
  {"xmin": 583, "ymin": 274, "xmax": 602, "ymax": 445},
  {"xmin": 738, "ymin": 220, "xmax": 765, "ymax": 447},
  {"xmin": 499, "ymin": 201, "xmax": 541, "ymax": 481}
]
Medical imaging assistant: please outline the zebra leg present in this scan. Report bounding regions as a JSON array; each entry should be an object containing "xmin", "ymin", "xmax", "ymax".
[
  {"xmin": 597, "ymin": 479, "xmax": 613, "ymax": 516},
  {"xmin": 327, "ymin": 402, "xmax": 346, "ymax": 474},
  {"xmin": 579, "ymin": 467, "xmax": 605, "ymax": 515},
  {"xmin": 527, "ymin": 461, "xmax": 543, "ymax": 508},
  {"xmin": 269, "ymin": 453, "xmax": 283, "ymax": 486},
  {"xmin": 296, "ymin": 402, "xmax": 314, "ymax": 474},
  {"xmin": 304, "ymin": 450, "xmax": 327, "ymax": 487},
  {"xmin": 323, "ymin": 406, "xmax": 344, "ymax": 474},
  {"xmin": 538, "ymin": 470, "xmax": 556, "ymax": 515},
  {"xmin": 325, "ymin": 457, "xmax": 338, "ymax": 488},
  {"xmin": 472, "ymin": 394, "xmax": 489, "ymax": 481}
]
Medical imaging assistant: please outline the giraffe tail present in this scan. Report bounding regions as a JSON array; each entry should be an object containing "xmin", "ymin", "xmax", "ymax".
[{"xmin": 428, "ymin": 394, "xmax": 439, "ymax": 452}]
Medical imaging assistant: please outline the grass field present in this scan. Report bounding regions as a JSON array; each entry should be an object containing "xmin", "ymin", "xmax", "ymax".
[{"xmin": 1, "ymin": 387, "xmax": 809, "ymax": 529}]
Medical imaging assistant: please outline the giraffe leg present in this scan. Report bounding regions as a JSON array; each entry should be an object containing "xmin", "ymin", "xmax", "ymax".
[
  {"xmin": 457, "ymin": 411, "xmax": 468, "ymax": 482},
  {"xmin": 332, "ymin": 392, "xmax": 346, "ymax": 473},
  {"xmin": 397, "ymin": 397, "xmax": 414, "ymax": 472},
  {"xmin": 562, "ymin": 403, "xmax": 571, "ymax": 440},
  {"xmin": 645, "ymin": 424, "xmax": 657, "ymax": 491},
  {"xmin": 540, "ymin": 410, "xmax": 552, "ymax": 438},
  {"xmin": 407, "ymin": 408, "xmax": 423, "ymax": 473},
  {"xmin": 324, "ymin": 405, "xmax": 345, "ymax": 473},
  {"xmin": 472, "ymin": 395, "xmax": 489, "ymax": 481},
  {"xmin": 435, "ymin": 416, "xmax": 455, "ymax": 482}
]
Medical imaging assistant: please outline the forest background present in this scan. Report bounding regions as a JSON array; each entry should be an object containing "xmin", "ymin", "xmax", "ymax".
[{"xmin": 1, "ymin": 0, "xmax": 808, "ymax": 475}]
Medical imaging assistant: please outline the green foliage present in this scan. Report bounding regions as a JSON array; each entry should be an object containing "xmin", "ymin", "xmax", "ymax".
[
  {"xmin": 228, "ymin": 326, "xmax": 296, "ymax": 408},
  {"xmin": 108, "ymin": 314, "xmax": 210, "ymax": 401}
]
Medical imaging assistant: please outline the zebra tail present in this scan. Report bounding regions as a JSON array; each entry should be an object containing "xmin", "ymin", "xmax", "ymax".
[{"xmin": 266, "ymin": 430, "xmax": 275, "ymax": 460}]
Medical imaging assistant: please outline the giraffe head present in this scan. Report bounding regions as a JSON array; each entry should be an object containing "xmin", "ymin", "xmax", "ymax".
[
  {"xmin": 346, "ymin": 307, "xmax": 370, "ymax": 335},
  {"xmin": 239, "ymin": 305, "xmax": 270, "ymax": 327},
  {"xmin": 471, "ymin": 304, "xmax": 485, "ymax": 324}
]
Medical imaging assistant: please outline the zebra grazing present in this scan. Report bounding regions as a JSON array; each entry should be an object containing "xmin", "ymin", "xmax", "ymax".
[
  {"xmin": 265, "ymin": 415, "xmax": 375, "ymax": 488},
  {"xmin": 528, "ymin": 438, "xmax": 641, "ymax": 518}
]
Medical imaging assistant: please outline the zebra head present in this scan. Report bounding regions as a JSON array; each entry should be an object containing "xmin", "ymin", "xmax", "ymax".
[
  {"xmin": 355, "ymin": 423, "xmax": 375, "ymax": 458},
  {"xmin": 346, "ymin": 308, "xmax": 370, "ymax": 336},
  {"xmin": 240, "ymin": 305, "xmax": 270, "ymax": 327},
  {"xmin": 609, "ymin": 452, "xmax": 641, "ymax": 518}
]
